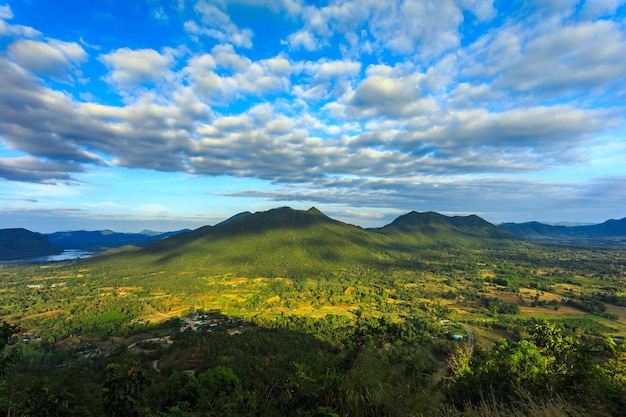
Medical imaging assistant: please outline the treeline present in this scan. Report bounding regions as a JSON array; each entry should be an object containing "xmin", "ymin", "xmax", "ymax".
[{"xmin": 2, "ymin": 317, "xmax": 625, "ymax": 417}]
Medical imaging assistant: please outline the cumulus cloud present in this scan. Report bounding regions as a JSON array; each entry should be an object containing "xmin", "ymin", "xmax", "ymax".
[
  {"xmin": 185, "ymin": 0, "xmax": 253, "ymax": 47},
  {"xmin": 100, "ymin": 47, "xmax": 174, "ymax": 89},
  {"xmin": 187, "ymin": 46, "xmax": 297, "ymax": 103},
  {"xmin": 461, "ymin": 18, "xmax": 626, "ymax": 102},
  {"xmin": 0, "ymin": 58, "xmax": 106, "ymax": 164},
  {"xmin": 7, "ymin": 39, "xmax": 86, "ymax": 79},
  {"xmin": 285, "ymin": 0, "xmax": 496, "ymax": 59},
  {"xmin": 0, "ymin": 156, "xmax": 82, "ymax": 183}
]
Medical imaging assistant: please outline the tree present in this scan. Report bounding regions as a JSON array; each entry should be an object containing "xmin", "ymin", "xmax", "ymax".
[
  {"xmin": 446, "ymin": 322, "xmax": 626, "ymax": 415},
  {"xmin": 196, "ymin": 366, "xmax": 242, "ymax": 416},
  {"xmin": 102, "ymin": 360, "xmax": 148, "ymax": 417},
  {"xmin": 0, "ymin": 321, "xmax": 19, "ymax": 379}
]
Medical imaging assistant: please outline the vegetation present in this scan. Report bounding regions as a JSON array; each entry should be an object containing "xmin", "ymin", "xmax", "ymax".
[{"xmin": 0, "ymin": 207, "xmax": 625, "ymax": 415}]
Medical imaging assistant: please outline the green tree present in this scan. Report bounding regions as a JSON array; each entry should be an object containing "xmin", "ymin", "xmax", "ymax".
[
  {"xmin": 0, "ymin": 321, "xmax": 19, "ymax": 379},
  {"xmin": 196, "ymin": 366, "xmax": 242, "ymax": 416},
  {"xmin": 102, "ymin": 360, "xmax": 148, "ymax": 417}
]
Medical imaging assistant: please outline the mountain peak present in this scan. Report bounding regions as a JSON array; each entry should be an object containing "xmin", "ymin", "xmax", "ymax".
[{"xmin": 378, "ymin": 211, "xmax": 514, "ymax": 241}]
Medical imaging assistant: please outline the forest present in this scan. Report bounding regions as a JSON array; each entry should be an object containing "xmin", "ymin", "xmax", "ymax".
[{"xmin": 1, "ymin": 207, "xmax": 625, "ymax": 416}]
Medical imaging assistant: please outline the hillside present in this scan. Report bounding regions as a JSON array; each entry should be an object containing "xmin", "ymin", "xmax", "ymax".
[
  {"xmin": 500, "ymin": 217, "xmax": 626, "ymax": 244},
  {"xmin": 0, "ymin": 228, "xmax": 61, "ymax": 261},
  {"xmin": 84, "ymin": 207, "xmax": 521, "ymax": 283}
]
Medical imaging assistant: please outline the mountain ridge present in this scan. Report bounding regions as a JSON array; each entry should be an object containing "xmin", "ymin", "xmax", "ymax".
[
  {"xmin": 500, "ymin": 217, "xmax": 626, "ymax": 243},
  {"xmin": 47, "ymin": 229, "xmax": 191, "ymax": 251},
  {"xmin": 84, "ymin": 207, "xmax": 523, "ymax": 281}
]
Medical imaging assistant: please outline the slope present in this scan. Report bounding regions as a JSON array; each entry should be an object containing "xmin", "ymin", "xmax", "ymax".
[{"xmin": 0, "ymin": 228, "xmax": 62, "ymax": 261}]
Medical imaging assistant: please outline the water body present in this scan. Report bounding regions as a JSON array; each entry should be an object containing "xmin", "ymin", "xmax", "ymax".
[{"xmin": 30, "ymin": 249, "xmax": 94, "ymax": 262}]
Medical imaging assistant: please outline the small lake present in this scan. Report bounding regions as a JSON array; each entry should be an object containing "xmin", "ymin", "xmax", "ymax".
[{"xmin": 30, "ymin": 249, "xmax": 94, "ymax": 262}]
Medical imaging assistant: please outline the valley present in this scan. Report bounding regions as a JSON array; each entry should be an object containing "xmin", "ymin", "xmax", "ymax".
[{"xmin": 1, "ymin": 207, "xmax": 625, "ymax": 416}]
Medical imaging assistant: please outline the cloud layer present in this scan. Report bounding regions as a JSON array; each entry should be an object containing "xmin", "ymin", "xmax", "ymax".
[{"xmin": 1, "ymin": 0, "xmax": 625, "ymax": 225}]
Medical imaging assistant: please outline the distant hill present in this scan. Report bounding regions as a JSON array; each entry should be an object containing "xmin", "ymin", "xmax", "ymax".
[
  {"xmin": 375, "ymin": 211, "xmax": 516, "ymax": 244},
  {"xmin": 499, "ymin": 217, "xmax": 626, "ymax": 244},
  {"xmin": 47, "ymin": 229, "xmax": 190, "ymax": 251},
  {"xmin": 0, "ymin": 228, "xmax": 62, "ymax": 261},
  {"xmin": 83, "ymin": 207, "xmax": 521, "ymax": 281}
]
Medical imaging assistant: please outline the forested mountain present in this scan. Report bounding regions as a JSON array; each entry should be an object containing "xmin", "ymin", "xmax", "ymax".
[
  {"xmin": 103, "ymin": 207, "xmax": 390, "ymax": 279},
  {"xmin": 85, "ymin": 207, "xmax": 521, "ymax": 282},
  {"xmin": 500, "ymin": 217, "xmax": 626, "ymax": 243},
  {"xmin": 0, "ymin": 228, "xmax": 61, "ymax": 261},
  {"xmin": 376, "ymin": 211, "xmax": 516, "ymax": 242},
  {"xmin": 47, "ymin": 228, "xmax": 190, "ymax": 251}
]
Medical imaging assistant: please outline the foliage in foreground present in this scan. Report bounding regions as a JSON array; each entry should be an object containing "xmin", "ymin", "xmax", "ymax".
[
  {"xmin": 2, "ymin": 317, "xmax": 625, "ymax": 417},
  {"xmin": 446, "ymin": 322, "xmax": 626, "ymax": 416}
]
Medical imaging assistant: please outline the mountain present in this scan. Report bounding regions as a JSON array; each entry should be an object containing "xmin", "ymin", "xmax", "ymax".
[
  {"xmin": 84, "ymin": 207, "xmax": 520, "ymax": 281},
  {"xmin": 375, "ymin": 211, "xmax": 516, "ymax": 243},
  {"xmin": 499, "ymin": 217, "xmax": 626, "ymax": 244},
  {"xmin": 0, "ymin": 228, "xmax": 62, "ymax": 261},
  {"xmin": 47, "ymin": 229, "xmax": 190, "ymax": 251},
  {"xmin": 129, "ymin": 207, "xmax": 386, "ymax": 278}
]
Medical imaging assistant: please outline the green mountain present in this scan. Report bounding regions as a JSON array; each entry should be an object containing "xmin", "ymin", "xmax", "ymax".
[
  {"xmin": 127, "ymin": 207, "xmax": 388, "ymax": 277},
  {"xmin": 0, "ymin": 228, "xmax": 62, "ymax": 261},
  {"xmin": 375, "ymin": 211, "xmax": 516, "ymax": 244},
  {"xmin": 85, "ymin": 207, "xmax": 519, "ymax": 282},
  {"xmin": 499, "ymin": 217, "xmax": 626, "ymax": 244}
]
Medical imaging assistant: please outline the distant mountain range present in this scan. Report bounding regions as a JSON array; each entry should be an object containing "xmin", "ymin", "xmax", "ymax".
[
  {"xmin": 499, "ymin": 217, "xmax": 626, "ymax": 244},
  {"xmin": 1, "ymin": 209, "xmax": 624, "ymax": 261},
  {"xmin": 47, "ymin": 229, "xmax": 190, "ymax": 251},
  {"xmin": 0, "ymin": 228, "xmax": 190, "ymax": 261}
]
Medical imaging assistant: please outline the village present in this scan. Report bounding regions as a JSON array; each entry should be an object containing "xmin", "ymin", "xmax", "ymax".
[{"xmin": 179, "ymin": 310, "xmax": 247, "ymax": 335}]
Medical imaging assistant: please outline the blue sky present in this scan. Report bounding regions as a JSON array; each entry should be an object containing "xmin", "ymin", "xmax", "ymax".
[{"xmin": 1, "ymin": 0, "xmax": 625, "ymax": 233}]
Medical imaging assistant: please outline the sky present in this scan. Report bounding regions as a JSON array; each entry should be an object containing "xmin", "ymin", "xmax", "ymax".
[{"xmin": 0, "ymin": 0, "xmax": 625, "ymax": 233}]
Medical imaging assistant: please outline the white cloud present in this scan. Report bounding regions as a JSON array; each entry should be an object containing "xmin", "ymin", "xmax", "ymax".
[
  {"xmin": 0, "ymin": 4, "xmax": 13, "ymax": 19},
  {"xmin": 581, "ymin": 0, "xmax": 626, "ymax": 18},
  {"xmin": 187, "ymin": 47, "xmax": 297, "ymax": 103},
  {"xmin": 286, "ymin": 29, "xmax": 323, "ymax": 51},
  {"xmin": 100, "ymin": 47, "xmax": 174, "ymax": 89},
  {"xmin": 285, "ymin": 0, "xmax": 496, "ymax": 59},
  {"xmin": 0, "ymin": 19, "xmax": 40, "ymax": 37},
  {"xmin": 460, "ymin": 17, "xmax": 626, "ymax": 104},
  {"xmin": 185, "ymin": 0, "xmax": 254, "ymax": 47},
  {"xmin": 8, "ymin": 39, "xmax": 86, "ymax": 78}
]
